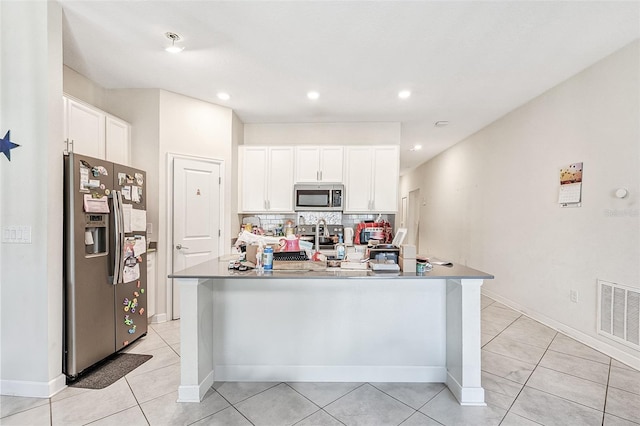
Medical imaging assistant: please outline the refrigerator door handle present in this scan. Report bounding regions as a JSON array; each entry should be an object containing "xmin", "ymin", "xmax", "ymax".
[
  {"xmin": 110, "ymin": 190, "xmax": 124, "ymax": 285},
  {"xmin": 116, "ymin": 190, "xmax": 126, "ymax": 284}
]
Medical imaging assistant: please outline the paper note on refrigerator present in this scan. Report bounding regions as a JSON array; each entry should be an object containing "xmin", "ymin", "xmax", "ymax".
[
  {"xmin": 122, "ymin": 186, "xmax": 132, "ymax": 201},
  {"xmin": 83, "ymin": 194, "xmax": 110, "ymax": 213},
  {"xmin": 122, "ymin": 204, "xmax": 132, "ymax": 233},
  {"xmin": 132, "ymin": 186, "xmax": 141, "ymax": 203},
  {"xmin": 123, "ymin": 263, "xmax": 140, "ymax": 283},
  {"xmin": 130, "ymin": 209, "xmax": 147, "ymax": 232},
  {"xmin": 133, "ymin": 236, "xmax": 146, "ymax": 256}
]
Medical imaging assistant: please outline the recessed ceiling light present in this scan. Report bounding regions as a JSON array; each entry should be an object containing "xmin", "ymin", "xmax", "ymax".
[
  {"xmin": 434, "ymin": 121, "xmax": 449, "ymax": 127},
  {"xmin": 217, "ymin": 92, "xmax": 231, "ymax": 101},
  {"xmin": 165, "ymin": 32, "xmax": 184, "ymax": 53},
  {"xmin": 307, "ymin": 91, "xmax": 320, "ymax": 100},
  {"xmin": 410, "ymin": 144, "xmax": 422, "ymax": 151},
  {"xmin": 398, "ymin": 90, "xmax": 411, "ymax": 99}
]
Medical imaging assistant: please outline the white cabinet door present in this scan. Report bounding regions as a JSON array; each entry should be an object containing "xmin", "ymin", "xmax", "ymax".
[
  {"xmin": 240, "ymin": 146, "xmax": 294, "ymax": 212},
  {"xmin": 319, "ymin": 146, "xmax": 343, "ymax": 182},
  {"xmin": 240, "ymin": 147, "xmax": 268, "ymax": 212},
  {"xmin": 371, "ymin": 146, "xmax": 399, "ymax": 212},
  {"xmin": 105, "ymin": 115, "xmax": 130, "ymax": 165},
  {"xmin": 295, "ymin": 146, "xmax": 321, "ymax": 182},
  {"xmin": 344, "ymin": 146, "xmax": 373, "ymax": 212},
  {"xmin": 65, "ymin": 97, "xmax": 105, "ymax": 159},
  {"xmin": 295, "ymin": 146, "xmax": 343, "ymax": 183},
  {"xmin": 345, "ymin": 145, "xmax": 399, "ymax": 213},
  {"xmin": 267, "ymin": 147, "xmax": 294, "ymax": 211}
]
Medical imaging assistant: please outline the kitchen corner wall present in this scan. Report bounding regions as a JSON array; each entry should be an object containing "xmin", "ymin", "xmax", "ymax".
[{"xmin": 400, "ymin": 40, "xmax": 640, "ymax": 367}]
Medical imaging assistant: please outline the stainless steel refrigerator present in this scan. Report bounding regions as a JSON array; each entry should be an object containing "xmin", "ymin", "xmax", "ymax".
[{"xmin": 63, "ymin": 152, "xmax": 148, "ymax": 379}]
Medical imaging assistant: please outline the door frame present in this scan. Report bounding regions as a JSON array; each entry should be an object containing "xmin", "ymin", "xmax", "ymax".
[{"xmin": 166, "ymin": 152, "xmax": 225, "ymax": 321}]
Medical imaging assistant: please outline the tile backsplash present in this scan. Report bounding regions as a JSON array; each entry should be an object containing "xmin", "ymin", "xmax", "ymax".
[{"xmin": 240, "ymin": 212, "xmax": 395, "ymax": 235}]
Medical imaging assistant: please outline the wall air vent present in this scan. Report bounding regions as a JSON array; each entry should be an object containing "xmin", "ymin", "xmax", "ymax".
[{"xmin": 597, "ymin": 279, "xmax": 640, "ymax": 349}]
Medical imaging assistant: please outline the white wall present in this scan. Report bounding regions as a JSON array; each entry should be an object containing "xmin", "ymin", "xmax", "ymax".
[
  {"xmin": 0, "ymin": 1, "xmax": 66, "ymax": 396},
  {"xmin": 63, "ymin": 66, "xmax": 106, "ymax": 109},
  {"xmin": 231, "ymin": 112, "xmax": 243, "ymax": 235},
  {"xmin": 157, "ymin": 90, "xmax": 234, "ymax": 319},
  {"xmin": 244, "ymin": 122, "xmax": 400, "ymax": 146},
  {"xmin": 400, "ymin": 40, "xmax": 640, "ymax": 367}
]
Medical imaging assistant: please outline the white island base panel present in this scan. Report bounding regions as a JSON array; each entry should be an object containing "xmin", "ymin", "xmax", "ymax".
[{"xmin": 177, "ymin": 277, "xmax": 485, "ymax": 406}]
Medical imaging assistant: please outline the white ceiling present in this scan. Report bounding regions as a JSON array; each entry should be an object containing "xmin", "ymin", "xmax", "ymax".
[{"xmin": 59, "ymin": 1, "xmax": 640, "ymax": 173}]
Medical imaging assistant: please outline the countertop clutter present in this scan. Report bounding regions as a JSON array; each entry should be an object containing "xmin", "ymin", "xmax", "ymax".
[{"xmin": 169, "ymin": 257, "xmax": 493, "ymax": 280}]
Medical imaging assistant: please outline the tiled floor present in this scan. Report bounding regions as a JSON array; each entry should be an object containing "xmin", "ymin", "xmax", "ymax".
[{"xmin": 2, "ymin": 296, "xmax": 639, "ymax": 425}]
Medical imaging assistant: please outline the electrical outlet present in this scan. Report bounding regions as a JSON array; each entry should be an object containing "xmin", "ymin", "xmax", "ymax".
[{"xmin": 570, "ymin": 289, "xmax": 579, "ymax": 303}]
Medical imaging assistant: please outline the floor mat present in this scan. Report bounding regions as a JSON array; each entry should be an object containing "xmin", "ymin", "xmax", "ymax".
[{"xmin": 69, "ymin": 353, "xmax": 153, "ymax": 389}]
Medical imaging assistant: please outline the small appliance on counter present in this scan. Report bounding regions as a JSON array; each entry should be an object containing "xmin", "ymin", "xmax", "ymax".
[
  {"xmin": 367, "ymin": 244, "xmax": 400, "ymax": 264},
  {"xmin": 364, "ymin": 228, "xmax": 407, "ymax": 265},
  {"xmin": 344, "ymin": 227, "xmax": 354, "ymax": 246},
  {"xmin": 355, "ymin": 220, "xmax": 393, "ymax": 245}
]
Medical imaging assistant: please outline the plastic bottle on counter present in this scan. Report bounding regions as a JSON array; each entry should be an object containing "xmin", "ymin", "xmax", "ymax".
[
  {"xmin": 263, "ymin": 246, "xmax": 273, "ymax": 270},
  {"xmin": 256, "ymin": 245, "xmax": 264, "ymax": 269},
  {"xmin": 335, "ymin": 233, "xmax": 346, "ymax": 260}
]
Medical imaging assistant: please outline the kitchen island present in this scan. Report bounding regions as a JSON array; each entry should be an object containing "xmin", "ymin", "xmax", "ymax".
[{"xmin": 170, "ymin": 259, "xmax": 493, "ymax": 406}]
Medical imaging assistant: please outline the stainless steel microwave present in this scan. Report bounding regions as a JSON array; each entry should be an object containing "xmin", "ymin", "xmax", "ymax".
[{"xmin": 294, "ymin": 184, "xmax": 344, "ymax": 211}]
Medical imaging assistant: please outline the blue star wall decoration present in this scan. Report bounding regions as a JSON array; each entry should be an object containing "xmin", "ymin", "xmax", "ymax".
[{"xmin": 0, "ymin": 130, "xmax": 20, "ymax": 161}]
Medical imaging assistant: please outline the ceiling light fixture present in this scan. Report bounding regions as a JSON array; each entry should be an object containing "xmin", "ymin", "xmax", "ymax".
[
  {"xmin": 307, "ymin": 91, "xmax": 320, "ymax": 100},
  {"xmin": 217, "ymin": 92, "xmax": 231, "ymax": 101},
  {"xmin": 398, "ymin": 90, "xmax": 411, "ymax": 99},
  {"xmin": 165, "ymin": 32, "xmax": 184, "ymax": 53},
  {"xmin": 410, "ymin": 144, "xmax": 422, "ymax": 151}
]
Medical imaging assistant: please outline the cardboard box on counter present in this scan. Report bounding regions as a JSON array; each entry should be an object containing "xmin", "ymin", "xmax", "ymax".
[
  {"xmin": 245, "ymin": 244, "xmax": 279, "ymax": 263},
  {"xmin": 400, "ymin": 244, "xmax": 416, "ymax": 259},
  {"xmin": 399, "ymin": 256, "xmax": 416, "ymax": 273}
]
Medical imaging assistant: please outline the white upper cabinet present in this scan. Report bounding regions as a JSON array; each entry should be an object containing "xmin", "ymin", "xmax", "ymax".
[
  {"xmin": 295, "ymin": 146, "xmax": 343, "ymax": 183},
  {"xmin": 239, "ymin": 146, "xmax": 294, "ymax": 213},
  {"xmin": 64, "ymin": 96, "xmax": 106, "ymax": 159},
  {"xmin": 105, "ymin": 116, "xmax": 131, "ymax": 165},
  {"xmin": 344, "ymin": 145, "xmax": 399, "ymax": 213},
  {"xmin": 63, "ymin": 95, "xmax": 131, "ymax": 165}
]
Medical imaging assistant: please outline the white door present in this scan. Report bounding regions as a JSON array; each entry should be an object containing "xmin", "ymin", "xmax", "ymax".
[{"xmin": 172, "ymin": 157, "xmax": 221, "ymax": 319}]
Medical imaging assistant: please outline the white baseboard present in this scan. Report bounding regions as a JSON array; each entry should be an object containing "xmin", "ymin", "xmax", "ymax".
[
  {"xmin": 213, "ymin": 365, "xmax": 447, "ymax": 383},
  {"xmin": 177, "ymin": 370, "xmax": 214, "ymax": 402},
  {"xmin": 1, "ymin": 374, "xmax": 66, "ymax": 398},
  {"xmin": 149, "ymin": 313, "xmax": 167, "ymax": 324},
  {"xmin": 482, "ymin": 290, "xmax": 640, "ymax": 371},
  {"xmin": 446, "ymin": 372, "xmax": 486, "ymax": 406}
]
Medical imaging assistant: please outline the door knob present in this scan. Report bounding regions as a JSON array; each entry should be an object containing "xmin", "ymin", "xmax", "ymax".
[{"xmin": 176, "ymin": 244, "xmax": 189, "ymax": 250}]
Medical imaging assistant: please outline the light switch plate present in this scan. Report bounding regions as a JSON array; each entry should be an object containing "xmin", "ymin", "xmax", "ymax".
[{"xmin": 2, "ymin": 226, "xmax": 32, "ymax": 244}]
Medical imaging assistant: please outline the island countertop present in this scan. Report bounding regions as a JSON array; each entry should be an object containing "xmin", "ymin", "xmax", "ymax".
[{"xmin": 169, "ymin": 257, "xmax": 494, "ymax": 280}]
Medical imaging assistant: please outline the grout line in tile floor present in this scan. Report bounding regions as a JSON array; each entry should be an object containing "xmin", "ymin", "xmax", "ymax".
[
  {"xmin": 601, "ymin": 360, "xmax": 612, "ymax": 426},
  {"xmin": 3, "ymin": 297, "xmax": 639, "ymax": 426},
  {"xmin": 495, "ymin": 330, "xmax": 555, "ymax": 425}
]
